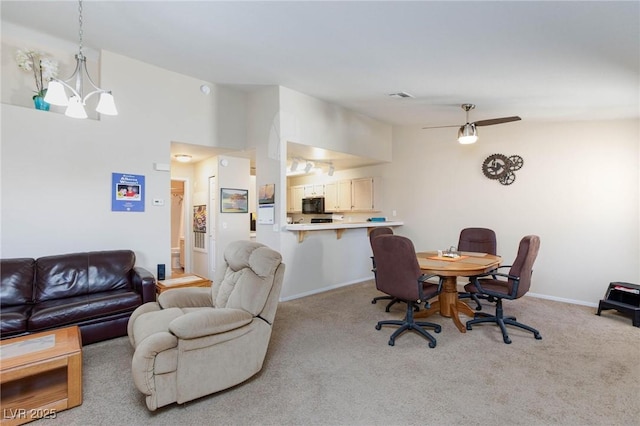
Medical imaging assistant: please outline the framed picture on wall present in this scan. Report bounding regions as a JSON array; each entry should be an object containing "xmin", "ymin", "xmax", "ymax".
[
  {"xmin": 193, "ymin": 205, "xmax": 207, "ymax": 232},
  {"xmin": 220, "ymin": 188, "xmax": 248, "ymax": 213},
  {"xmin": 258, "ymin": 183, "xmax": 275, "ymax": 205}
]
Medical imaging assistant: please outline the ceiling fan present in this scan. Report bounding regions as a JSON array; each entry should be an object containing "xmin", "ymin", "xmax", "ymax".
[{"xmin": 423, "ymin": 104, "xmax": 521, "ymax": 144}]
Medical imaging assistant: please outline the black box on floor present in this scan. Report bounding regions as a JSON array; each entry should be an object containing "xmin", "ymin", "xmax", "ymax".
[{"xmin": 596, "ymin": 282, "xmax": 640, "ymax": 327}]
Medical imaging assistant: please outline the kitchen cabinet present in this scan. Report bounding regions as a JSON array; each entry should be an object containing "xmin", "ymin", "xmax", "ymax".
[
  {"xmin": 324, "ymin": 180, "xmax": 352, "ymax": 212},
  {"xmin": 288, "ymin": 185, "xmax": 305, "ymax": 212},
  {"xmin": 351, "ymin": 177, "xmax": 380, "ymax": 212},
  {"xmin": 303, "ymin": 184, "xmax": 324, "ymax": 197}
]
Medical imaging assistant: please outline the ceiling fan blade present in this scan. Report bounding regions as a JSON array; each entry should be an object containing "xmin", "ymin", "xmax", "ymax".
[
  {"xmin": 422, "ymin": 124, "xmax": 461, "ymax": 129},
  {"xmin": 474, "ymin": 116, "xmax": 521, "ymax": 127}
]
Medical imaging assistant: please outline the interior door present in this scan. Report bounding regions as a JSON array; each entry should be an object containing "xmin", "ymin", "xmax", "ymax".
[{"xmin": 208, "ymin": 176, "xmax": 216, "ymax": 279}]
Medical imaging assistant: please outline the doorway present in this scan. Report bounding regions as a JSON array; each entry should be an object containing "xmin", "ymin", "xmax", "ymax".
[{"xmin": 170, "ymin": 179, "xmax": 186, "ymax": 275}]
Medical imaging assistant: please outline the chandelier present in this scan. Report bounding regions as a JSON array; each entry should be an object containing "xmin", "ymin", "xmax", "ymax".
[{"xmin": 44, "ymin": 0, "xmax": 117, "ymax": 119}]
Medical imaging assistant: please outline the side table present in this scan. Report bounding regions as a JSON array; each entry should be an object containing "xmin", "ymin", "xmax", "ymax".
[
  {"xmin": 0, "ymin": 326, "xmax": 82, "ymax": 425},
  {"xmin": 156, "ymin": 274, "xmax": 212, "ymax": 295}
]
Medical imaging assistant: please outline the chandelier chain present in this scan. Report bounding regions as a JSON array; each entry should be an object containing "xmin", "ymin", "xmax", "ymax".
[{"xmin": 78, "ymin": 0, "xmax": 83, "ymax": 56}]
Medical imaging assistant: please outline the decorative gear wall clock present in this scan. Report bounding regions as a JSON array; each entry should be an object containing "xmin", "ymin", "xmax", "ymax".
[{"xmin": 482, "ymin": 154, "xmax": 524, "ymax": 185}]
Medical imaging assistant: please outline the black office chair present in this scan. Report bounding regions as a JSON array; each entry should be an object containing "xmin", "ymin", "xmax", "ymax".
[
  {"xmin": 465, "ymin": 235, "xmax": 542, "ymax": 344},
  {"xmin": 372, "ymin": 235, "xmax": 443, "ymax": 348},
  {"xmin": 369, "ymin": 227, "xmax": 400, "ymax": 311},
  {"xmin": 456, "ymin": 227, "xmax": 497, "ymax": 311}
]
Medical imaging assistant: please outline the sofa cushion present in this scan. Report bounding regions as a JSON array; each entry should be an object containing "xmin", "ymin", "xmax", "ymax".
[
  {"xmin": 1, "ymin": 258, "xmax": 35, "ymax": 306},
  {"xmin": 29, "ymin": 289, "xmax": 141, "ymax": 332},
  {"xmin": 35, "ymin": 250, "xmax": 135, "ymax": 302},
  {"xmin": 0, "ymin": 305, "xmax": 32, "ymax": 337}
]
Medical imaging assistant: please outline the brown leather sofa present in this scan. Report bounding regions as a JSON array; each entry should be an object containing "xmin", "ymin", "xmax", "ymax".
[{"xmin": 1, "ymin": 250, "xmax": 156, "ymax": 345}]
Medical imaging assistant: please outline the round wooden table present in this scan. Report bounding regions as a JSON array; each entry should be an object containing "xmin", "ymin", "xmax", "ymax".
[{"xmin": 415, "ymin": 251, "xmax": 501, "ymax": 332}]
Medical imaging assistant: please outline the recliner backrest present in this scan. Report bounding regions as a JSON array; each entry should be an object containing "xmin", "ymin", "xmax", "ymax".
[
  {"xmin": 371, "ymin": 235, "xmax": 422, "ymax": 302},
  {"xmin": 212, "ymin": 241, "xmax": 283, "ymax": 317},
  {"xmin": 458, "ymin": 227, "xmax": 497, "ymax": 255},
  {"xmin": 509, "ymin": 235, "xmax": 540, "ymax": 298}
]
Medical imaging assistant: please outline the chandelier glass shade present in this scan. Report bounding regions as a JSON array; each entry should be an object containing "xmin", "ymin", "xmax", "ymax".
[{"xmin": 44, "ymin": 0, "xmax": 117, "ymax": 118}]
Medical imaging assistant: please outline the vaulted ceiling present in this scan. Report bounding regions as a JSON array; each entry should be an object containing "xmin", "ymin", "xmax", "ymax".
[{"xmin": 3, "ymin": 1, "xmax": 638, "ymax": 165}]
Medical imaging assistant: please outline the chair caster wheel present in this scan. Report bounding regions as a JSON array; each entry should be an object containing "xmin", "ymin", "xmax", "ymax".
[
  {"xmin": 375, "ymin": 324, "xmax": 381, "ymax": 330},
  {"xmin": 428, "ymin": 342, "xmax": 436, "ymax": 348},
  {"xmin": 475, "ymin": 306, "xmax": 482, "ymax": 311},
  {"xmin": 534, "ymin": 333, "xmax": 542, "ymax": 340},
  {"xmin": 466, "ymin": 324, "xmax": 472, "ymax": 330},
  {"xmin": 434, "ymin": 326, "xmax": 442, "ymax": 333},
  {"xmin": 388, "ymin": 339, "xmax": 395, "ymax": 346},
  {"xmin": 371, "ymin": 300, "xmax": 377, "ymax": 304},
  {"xmin": 504, "ymin": 337, "xmax": 512, "ymax": 344}
]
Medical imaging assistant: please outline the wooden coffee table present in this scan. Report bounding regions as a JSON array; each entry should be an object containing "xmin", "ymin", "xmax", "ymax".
[
  {"xmin": 156, "ymin": 274, "xmax": 212, "ymax": 295},
  {"xmin": 0, "ymin": 326, "xmax": 82, "ymax": 425}
]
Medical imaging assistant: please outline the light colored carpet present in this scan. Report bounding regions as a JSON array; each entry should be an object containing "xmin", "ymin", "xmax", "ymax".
[{"xmin": 38, "ymin": 280, "xmax": 639, "ymax": 425}]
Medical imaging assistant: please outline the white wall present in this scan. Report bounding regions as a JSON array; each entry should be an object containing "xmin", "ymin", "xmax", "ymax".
[
  {"xmin": 1, "ymin": 25, "xmax": 246, "ymax": 276},
  {"xmin": 279, "ymin": 86, "xmax": 392, "ymax": 161}
]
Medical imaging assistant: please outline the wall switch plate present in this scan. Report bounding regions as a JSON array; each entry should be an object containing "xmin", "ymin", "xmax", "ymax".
[
  {"xmin": 153, "ymin": 199, "xmax": 164, "ymax": 206},
  {"xmin": 154, "ymin": 163, "xmax": 170, "ymax": 171}
]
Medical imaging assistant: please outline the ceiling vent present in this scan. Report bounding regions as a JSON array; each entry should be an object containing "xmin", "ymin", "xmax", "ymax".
[{"xmin": 388, "ymin": 92, "xmax": 414, "ymax": 99}]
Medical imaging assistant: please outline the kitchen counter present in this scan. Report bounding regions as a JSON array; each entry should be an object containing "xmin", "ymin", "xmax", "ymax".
[{"xmin": 286, "ymin": 221, "xmax": 404, "ymax": 243}]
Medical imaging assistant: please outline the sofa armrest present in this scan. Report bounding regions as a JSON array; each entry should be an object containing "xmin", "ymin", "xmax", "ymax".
[
  {"xmin": 132, "ymin": 266, "xmax": 156, "ymax": 303},
  {"xmin": 169, "ymin": 308, "xmax": 253, "ymax": 339}
]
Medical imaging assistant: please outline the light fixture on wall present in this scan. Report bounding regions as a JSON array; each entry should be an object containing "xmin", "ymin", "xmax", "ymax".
[
  {"xmin": 174, "ymin": 154, "xmax": 192, "ymax": 163},
  {"xmin": 290, "ymin": 158, "xmax": 299, "ymax": 172},
  {"xmin": 44, "ymin": 0, "xmax": 117, "ymax": 119},
  {"xmin": 457, "ymin": 123, "xmax": 478, "ymax": 144},
  {"xmin": 304, "ymin": 162, "xmax": 313, "ymax": 174},
  {"xmin": 328, "ymin": 163, "xmax": 335, "ymax": 176}
]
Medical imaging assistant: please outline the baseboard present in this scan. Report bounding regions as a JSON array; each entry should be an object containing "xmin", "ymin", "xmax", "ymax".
[
  {"xmin": 280, "ymin": 276, "xmax": 372, "ymax": 302},
  {"xmin": 526, "ymin": 292, "xmax": 598, "ymax": 308},
  {"xmin": 279, "ymin": 279, "xmax": 600, "ymax": 308}
]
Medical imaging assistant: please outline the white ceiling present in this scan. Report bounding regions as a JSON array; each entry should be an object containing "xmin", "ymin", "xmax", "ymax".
[{"xmin": 3, "ymin": 1, "xmax": 638, "ymax": 166}]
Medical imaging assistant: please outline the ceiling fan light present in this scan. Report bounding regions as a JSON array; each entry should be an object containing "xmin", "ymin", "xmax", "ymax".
[
  {"xmin": 458, "ymin": 124, "xmax": 478, "ymax": 144},
  {"xmin": 174, "ymin": 154, "xmax": 192, "ymax": 163}
]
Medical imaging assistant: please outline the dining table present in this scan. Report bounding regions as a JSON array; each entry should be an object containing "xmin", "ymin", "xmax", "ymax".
[{"xmin": 415, "ymin": 251, "xmax": 501, "ymax": 333}]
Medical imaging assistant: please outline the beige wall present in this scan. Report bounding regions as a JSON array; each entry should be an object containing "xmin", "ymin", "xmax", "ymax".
[{"xmin": 380, "ymin": 119, "xmax": 639, "ymax": 304}]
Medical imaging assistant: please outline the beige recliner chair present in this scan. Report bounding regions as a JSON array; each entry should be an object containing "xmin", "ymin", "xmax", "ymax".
[{"xmin": 127, "ymin": 241, "xmax": 285, "ymax": 411}]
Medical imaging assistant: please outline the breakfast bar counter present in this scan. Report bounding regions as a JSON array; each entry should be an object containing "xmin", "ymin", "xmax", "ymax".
[{"xmin": 286, "ymin": 221, "xmax": 404, "ymax": 243}]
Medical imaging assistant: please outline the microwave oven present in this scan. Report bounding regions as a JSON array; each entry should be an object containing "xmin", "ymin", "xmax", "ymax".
[{"xmin": 302, "ymin": 197, "xmax": 325, "ymax": 214}]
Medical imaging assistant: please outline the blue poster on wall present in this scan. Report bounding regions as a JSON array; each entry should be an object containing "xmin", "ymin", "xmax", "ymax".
[{"xmin": 112, "ymin": 172, "xmax": 145, "ymax": 212}]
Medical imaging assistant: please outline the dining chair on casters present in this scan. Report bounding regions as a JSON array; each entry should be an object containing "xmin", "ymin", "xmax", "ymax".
[
  {"xmin": 456, "ymin": 227, "xmax": 497, "ymax": 311},
  {"xmin": 465, "ymin": 235, "xmax": 542, "ymax": 344},
  {"xmin": 369, "ymin": 227, "xmax": 399, "ymax": 311},
  {"xmin": 372, "ymin": 235, "xmax": 443, "ymax": 348}
]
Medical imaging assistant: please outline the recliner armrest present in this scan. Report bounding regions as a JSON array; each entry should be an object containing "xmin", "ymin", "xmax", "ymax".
[
  {"xmin": 169, "ymin": 308, "xmax": 253, "ymax": 339},
  {"xmin": 159, "ymin": 287, "xmax": 213, "ymax": 309},
  {"xmin": 132, "ymin": 266, "xmax": 156, "ymax": 303}
]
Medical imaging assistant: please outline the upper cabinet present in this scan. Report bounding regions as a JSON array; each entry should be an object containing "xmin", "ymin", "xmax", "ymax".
[
  {"xmin": 288, "ymin": 185, "xmax": 305, "ymax": 212},
  {"xmin": 303, "ymin": 184, "xmax": 325, "ymax": 197},
  {"xmin": 324, "ymin": 180, "xmax": 352, "ymax": 212},
  {"xmin": 289, "ymin": 177, "xmax": 381, "ymax": 213},
  {"xmin": 351, "ymin": 177, "xmax": 380, "ymax": 212}
]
